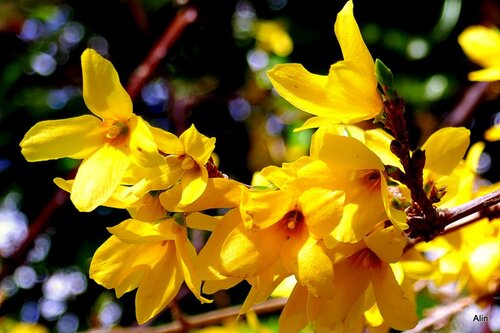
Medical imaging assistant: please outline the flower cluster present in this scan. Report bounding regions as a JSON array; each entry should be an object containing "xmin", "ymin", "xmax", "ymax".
[{"xmin": 19, "ymin": 1, "xmax": 500, "ymax": 332}]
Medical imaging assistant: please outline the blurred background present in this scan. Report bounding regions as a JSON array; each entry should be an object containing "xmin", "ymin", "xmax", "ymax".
[{"xmin": 0, "ymin": 0, "xmax": 499, "ymax": 332}]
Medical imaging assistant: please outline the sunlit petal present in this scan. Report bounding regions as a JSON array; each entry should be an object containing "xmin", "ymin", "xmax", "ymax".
[
  {"xmin": 71, "ymin": 144, "xmax": 130, "ymax": 212},
  {"xmin": 458, "ymin": 25, "xmax": 500, "ymax": 69},
  {"xmin": 20, "ymin": 115, "xmax": 102, "ymax": 161},
  {"xmin": 279, "ymin": 283, "xmax": 309, "ymax": 333},
  {"xmin": 179, "ymin": 166, "xmax": 208, "ymax": 207},
  {"xmin": 180, "ymin": 124, "xmax": 216, "ymax": 165},
  {"xmin": 128, "ymin": 115, "xmax": 163, "ymax": 167},
  {"xmin": 81, "ymin": 48, "xmax": 132, "ymax": 120},
  {"xmin": 422, "ymin": 127, "xmax": 470, "ymax": 175},
  {"xmin": 468, "ymin": 67, "xmax": 500, "ymax": 82},
  {"xmin": 135, "ymin": 241, "xmax": 183, "ymax": 324},
  {"xmin": 370, "ymin": 264, "xmax": 417, "ymax": 330}
]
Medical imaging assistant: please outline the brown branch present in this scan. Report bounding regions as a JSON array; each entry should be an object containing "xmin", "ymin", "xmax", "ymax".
[
  {"xmin": 405, "ymin": 189, "xmax": 500, "ymax": 248},
  {"xmin": 403, "ymin": 296, "xmax": 475, "ymax": 333},
  {"xmin": 441, "ymin": 82, "xmax": 490, "ymax": 127},
  {"xmin": 84, "ymin": 297, "xmax": 287, "ymax": 333},
  {"xmin": 126, "ymin": 6, "xmax": 198, "ymax": 100}
]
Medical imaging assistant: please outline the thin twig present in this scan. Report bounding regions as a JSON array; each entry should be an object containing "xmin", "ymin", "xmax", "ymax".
[
  {"xmin": 84, "ymin": 297, "xmax": 287, "ymax": 333},
  {"xmin": 403, "ymin": 296, "xmax": 475, "ymax": 333},
  {"xmin": 441, "ymin": 82, "xmax": 490, "ymax": 127},
  {"xmin": 126, "ymin": 6, "xmax": 198, "ymax": 100}
]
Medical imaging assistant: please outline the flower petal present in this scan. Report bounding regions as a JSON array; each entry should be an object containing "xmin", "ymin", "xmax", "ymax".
[
  {"xmin": 90, "ymin": 236, "xmax": 162, "ymax": 298},
  {"xmin": 278, "ymin": 283, "xmax": 309, "ymax": 333},
  {"xmin": 160, "ymin": 178, "xmax": 243, "ymax": 212},
  {"xmin": 299, "ymin": 188, "xmax": 344, "ymax": 247},
  {"xmin": 370, "ymin": 264, "xmax": 418, "ymax": 330},
  {"xmin": 458, "ymin": 25, "xmax": 500, "ymax": 69},
  {"xmin": 468, "ymin": 67, "xmax": 500, "ymax": 82},
  {"xmin": 196, "ymin": 209, "xmax": 243, "ymax": 281},
  {"xmin": 267, "ymin": 64, "xmax": 336, "ymax": 118},
  {"xmin": 81, "ymin": 48, "xmax": 132, "ymax": 120},
  {"xmin": 107, "ymin": 218, "xmax": 177, "ymax": 243},
  {"xmin": 240, "ymin": 189, "xmax": 294, "ymax": 229},
  {"xmin": 324, "ymin": 60, "xmax": 382, "ymax": 124},
  {"xmin": 128, "ymin": 115, "xmax": 163, "ymax": 167},
  {"xmin": 20, "ymin": 115, "xmax": 102, "ymax": 162},
  {"xmin": 364, "ymin": 227, "xmax": 407, "ymax": 263},
  {"xmin": 422, "ymin": 127, "xmax": 470, "ymax": 176},
  {"xmin": 147, "ymin": 123, "xmax": 184, "ymax": 155},
  {"xmin": 135, "ymin": 241, "xmax": 183, "ymax": 324},
  {"xmin": 335, "ymin": 0, "xmax": 374, "ymax": 69},
  {"xmin": 281, "ymin": 235, "xmax": 335, "ymax": 299},
  {"xmin": 71, "ymin": 144, "xmax": 130, "ymax": 212},
  {"xmin": 180, "ymin": 124, "xmax": 216, "ymax": 165},
  {"xmin": 315, "ymin": 134, "xmax": 384, "ymax": 171},
  {"xmin": 176, "ymin": 165, "xmax": 208, "ymax": 207},
  {"xmin": 174, "ymin": 229, "xmax": 211, "ymax": 303},
  {"xmin": 220, "ymin": 222, "xmax": 288, "ymax": 278}
]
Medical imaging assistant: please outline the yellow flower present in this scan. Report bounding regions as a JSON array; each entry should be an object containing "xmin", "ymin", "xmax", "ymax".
[
  {"xmin": 267, "ymin": 0, "xmax": 382, "ymax": 129},
  {"xmin": 20, "ymin": 49, "xmax": 161, "ymax": 212},
  {"xmin": 254, "ymin": 20, "xmax": 293, "ymax": 57},
  {"xmin": 199, "ymin": 157, "xmax": 345, "ymax": 300},
  {"xmin": 279, "ymin": 227, "xmax": 416, "ymax": 333},
  {"xmin": 310, "ymin": 126, "xmax": 408, "ymax": 239},
  {"xmin": 458, "ymin": 25, "xmax": 500, "ymax": 82},
  {"xmin": 90, "ymin": 217, "xmax": 211, "ymax": 324},
  {"xmin": 485, "ymin": 125, "xmax": 500, "ymax": 141}
]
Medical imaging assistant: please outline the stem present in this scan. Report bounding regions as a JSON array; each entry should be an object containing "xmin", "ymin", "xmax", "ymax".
[
  {"xmin": 441, "ymin": 82, "xmax": 490, "ymax": 127},
  {"xmin": 403, "ymin": 296, "xmax": 475, "ymax": 333},
  {"xmin": 126, "ymin": 6, "xmax": 198, "ymax": 100},
  {"xmin": 84, "ymin": 298, "xmax": 287, "ymax": 333}
]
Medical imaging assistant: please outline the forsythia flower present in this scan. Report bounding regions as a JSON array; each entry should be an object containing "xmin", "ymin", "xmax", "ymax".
[
  {"xmin": 458, "ymin": 25, "xmax": 500, "ymax": 82},
  {"xmin": 254, "ymin": 20, "xmax": 293, "ymax": 57},
  {"xmin": 90, "ymin": 217, "xmax": 211, "ymax": 324},
  {"xmin": 267, "ymin": 0, "xmax": 382, "ymax": 129},
  {"xmin": 20, "ymin": 49, "xmax": 161, "ymax": 212}
]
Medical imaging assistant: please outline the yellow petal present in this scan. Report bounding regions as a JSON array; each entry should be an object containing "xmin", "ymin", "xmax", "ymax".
[
  {"xmin": 278, "ymin": 283, "xmax": 309, "ymax": 333},
  {"xmin": 458, "ymin": 25, "xmax": 500, "ymax": 69},
  {"xmin": 335, "ymin": 0, "xmax": 374, "ymax": 69},
  {"xmin": 174, "ymin": 229, "xmax": 211, "ymax": 303},
  {"xmin": 240, "ymin": 269, "xmax": 287, "ymax": 314},
  {"xmin": 160, "ymin": 178, "xmax": 243, "ymax": 212},
  {"xmin": 267, "ymin": 64, "xmax": 336, "ymax": 118},
  {"xmin": 147, "ymin": 123, "xmax": 184, "ymax": 155},
  {"xmin": 186, "ymin": 212, "xmax": 219, "ymax": 231},
  {"xmin": 180, "ymin": 124, "xmax": 216, "ymax": 165},
  {"xmin": 71, "ymin": 144, "xmax": 130, "ymax": 212},
  {"xmin": 90, "ymin": 236, "xmax": 162, "ymax": 298},
  {"xmin": 202, "ymin": 277, "xmax": 242, "ymax": 294},
  {"xmin": 293, "ymin": 116, "xmax": 338, "ymax": 131},
  {"xmin": 178, "ymin": 166, "xmax": 208, "ymax": 206},
  {"xmin": 220, "ymin": 222, "xmax": 288, "ymax": 278},
  {"xmin": 81, "ymin": 48, "xmax": 132, "ymax": 120},
  {"xmin": 466, "ymin": 141, "xmax": 486, "ymax": 171},
  {"xmin": 240, "ymin": 189, "xmax": 294, "ymax": 229},
  {"xmin": 196, "ymin": 209, "xmax": 243, "ymax": 280},
  {"xmin": 316, "ymin": 134, "xmax": 384, "ymax": 171},
  {"xmin": 365, "ymin": 128, "xmax": 402, "ymax": 169},
  {"xmin": 107, "ymin": 218, "xmax": 177, "ymax": 243},
  {"xmin": 299, "ymin": 188, "xmax": 344, "ymax": 247},
  {"xmin": 324, "ymin": 60, "xmax": 382, "ymax": 123},
  {"xmin": 370, "ymin": 264, "xmax": 418, "ymax": 330},
  {"xmin": 422, "ymin": 127, "xmax": 470, "ymax": 175},
  {"xmin": 135, "ymin": 241, "xmax": 183, "ymax": 324},
  {"xmin": 128, "ymin": 115, "xmax": 163, "ymax": 167},
  {"xmin": 364, "ymin": 227, "xmax": 407, "ymax": 263},
  {"xmin": 381, "ymin": 177, "xmax": 408, "ymax": 231},
  {"xmin": 468, "ymin": 67, "xmax": 500, "ymax": 82},
  {"xmin": 20, "ymin": 115, "xmax": 102, "ymax": 161},
  {"xmin": 281, "ymin": 235, "xmax": 335, "ymax": 299}
]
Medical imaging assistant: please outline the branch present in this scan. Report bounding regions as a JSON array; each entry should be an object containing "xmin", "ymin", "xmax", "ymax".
[
  {"xmin": 126, "ymin": 6, "xmax": 198, "ymax": 100},
  {"xmin": 406, "ymin": 189, "xmax": 500, "ymax": 247},
  {"xmin": 403, "ymin": 296, "xmax": 475, "ymax": 333},
  {"xmin": 84, "ymin": 297, "xmax": 287, "ymax": 333},
  {"xmin": 441, "ymin": 82, "xmax": 490, "ymax": 127}
]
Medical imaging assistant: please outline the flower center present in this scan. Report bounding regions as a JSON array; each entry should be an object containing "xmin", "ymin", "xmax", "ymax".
[
  {"xmin": 181, "ymin": 156, "xmax": 196, "ymax": 170},
  {"xmin": 354, "ymin": 248, "xmax": 381, "ymax": 270},
  {"xmin": 280, "ymin": 209, "xmax": 305, "ymax": 231},
  {"xmin": 103, "ymin": 119, "xmax": 129, "ymax": 146}
]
